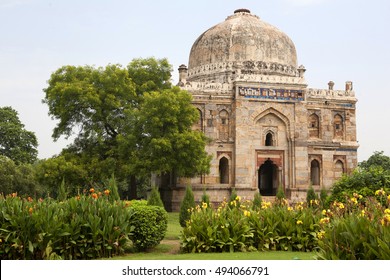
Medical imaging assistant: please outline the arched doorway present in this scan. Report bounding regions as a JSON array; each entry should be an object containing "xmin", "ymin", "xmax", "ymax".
[
  {"xmin": 310, "ymin": 159, "xmax": 320, "ymax": 185},
  {"xmin": 219, "ymin": 157, "xmax": 229, "ymax": 184},
  {"xmin": 258, "ymin": 159, "xmax": 278, "ymax": 196}
]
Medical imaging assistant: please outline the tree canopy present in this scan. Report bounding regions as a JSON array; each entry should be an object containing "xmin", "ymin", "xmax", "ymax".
[
  {"xmin": 0, "ymin": 106, "xmax": 38, "ymax": 164},
  {"xmin": 331, "ymin": 151, "xmax": 390, "ymax": 201},
  {"xmin": 42, "ymin": 57, "xmax": 211, "ymax": 198},
  {"xmin": 359, "ymin": 151, "xmax": 390, "ymax": 171}
]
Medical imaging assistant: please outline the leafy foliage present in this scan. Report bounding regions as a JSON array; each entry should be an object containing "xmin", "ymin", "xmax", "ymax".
[
  {"xmin": 128, "ymin": 205, "xmax": 168, "ymax": 251},
  {"xmin": 0, "ymin": 156, "xmax": 39, "ymax": 196},
  {"xmin": 306, "ymin": 185, "xmax": 318, "ymax": 205},
  {"xmin": 147, "ymin": 186, "xmax": 164, "ymax": 208},
  {"xmin": 180, "ymin": 198, "xmax": 321, "ymax": 253},
  {"xmin": 0, "ymin": 107, "xmax": 38, "ymax": 164},
  {"xmin": 179, "ymin": 186, "xmax": 195, "ymax": 227},
  {"xmin": 330, "ymin": 166, "xmax": 390, "ymax": 202},
  {"xmin": 41, "ymin": 58, "xmax": 210, "ymax": 199},
  {"xmin": 317, "ymin": 194, "xmax": 390, "ymax": 260},
  {"xmin": 359, "ymin": 151, "xmax": 390, "ymax": 170},
  {"xmin": 0, "ymin": 194, "xmax": 134, "ymax": 259}
]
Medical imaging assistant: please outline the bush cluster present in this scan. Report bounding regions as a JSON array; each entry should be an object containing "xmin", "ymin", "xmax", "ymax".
[
  {"xmin": 128, "ymin": 205, "xmax": 168, "ymax": 251},
  {"xmin": 180, "ymin": 190, "xmax": 390, "ymax": 259},
  {"xmin": 0, "ymin": 192, "xmax": 168, "ymax": 259}
]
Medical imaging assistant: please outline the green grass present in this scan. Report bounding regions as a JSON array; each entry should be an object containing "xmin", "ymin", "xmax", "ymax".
[
  {"xmin": 113, "ymin": 246, "xmax": 316, "ymax": 260},
  {"xmin": 165, "ymin": 212, "xmax": 181, "ymax": 240},
  {"xmin": 108, "ymin": 212, "xmax": 317, "ymax": 260}
]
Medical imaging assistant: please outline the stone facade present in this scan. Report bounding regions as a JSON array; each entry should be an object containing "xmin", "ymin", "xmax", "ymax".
[{"xmin": 160, "ymin": 9, "xmax": 358, "ymax": 211}]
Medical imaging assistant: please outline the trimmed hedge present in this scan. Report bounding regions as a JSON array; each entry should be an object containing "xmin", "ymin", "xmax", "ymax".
[{"xmin": 128, "ymin": 205, "xmax": 168, "ymax": 251}]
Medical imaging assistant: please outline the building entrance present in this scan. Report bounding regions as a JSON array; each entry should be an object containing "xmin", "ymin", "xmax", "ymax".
[{"xmin": 258, "ymin": 159, "xmax": 278, "ymax": 196}]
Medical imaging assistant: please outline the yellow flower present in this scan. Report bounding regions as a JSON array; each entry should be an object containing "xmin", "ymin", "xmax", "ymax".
[
  {"xmin": 202, "ymin": 202, "xmax": 208, "ymax": 209},
  {"xmin": 230, "ymin": 200, "xmax": 237, "ymax": 207},
  {"xmin": 320, "ymin": 217, "xmax": 330, "ymax": 224},
  {"xmin": 359, "ymin": 209, "xmax": 366, "ymax": 217},
  {"xmin": 322, "ymin": 209, "xmax": 327, "ymax": 216},
  {"xmin": 235, "ymin": 196, "xmax": 241, "ymax": 202},
  {"xmin": 244, "ymin": 210, "xmax": 251, "ymax": 217},
  {"xmin": 310, "ymin": 199, "xmax": 319, "ymax": 206},
  {"xmin": 296, "ymin": 220, "xmax": 303, "ymax": 225},
  {"xmin": 350, "ymin": 197, "xmax": 358, "ymax": 204},
  {"xmin": 287, "ymin": 207, "xmax": 293, "ymax": 211},
  {"xmin": 385, "ymin": 209, "xmax": 390, "ymax": 215},
  {"xmin": 295, "ymin": 204, "xmax": 304, "ymax": 211},
  {"xmin": 261, "ymin": 201, "xmax": 271, "ymax": 209},
  {"xmin": 375, "ymin": 189, "xmax": 385, "ymax": 196},
  {"xmin": 28, "ymin": 207, "xmax": 33, "ymax": 214},
  {"xmin": 317, "ymin": 230, "xmax": 325, "ymax": 240},
  {"xmin": 104, "ymin": 189, "xmax": 110, "ymax": 196}
]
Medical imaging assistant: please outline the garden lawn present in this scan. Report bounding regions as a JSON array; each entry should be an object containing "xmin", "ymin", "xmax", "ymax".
[{"xmin": 110, "ymin": 212, "xmax": 316, "ymax": 260}]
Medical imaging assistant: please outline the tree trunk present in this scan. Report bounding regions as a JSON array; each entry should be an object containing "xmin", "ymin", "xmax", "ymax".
[{"xmin": 127, "ymin": 174, "xmax": 137, "ymax": 200}]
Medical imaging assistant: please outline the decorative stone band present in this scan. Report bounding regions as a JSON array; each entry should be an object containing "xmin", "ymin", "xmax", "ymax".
[
  {"xmin": 187, "ymin": 60, "xmax": 298, "ymax": 81},
  {"xmin": 238, "ymin": 86, "xmax": 304, "ymax": 101},
  {"xmin": 306, "ymin": 88, "xmax": 356, "ymax": 100}
]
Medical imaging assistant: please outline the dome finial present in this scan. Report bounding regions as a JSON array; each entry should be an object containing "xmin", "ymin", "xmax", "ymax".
[{"xmin": 234, "ymin": 8, "xmax": 251, "ymax": 14}]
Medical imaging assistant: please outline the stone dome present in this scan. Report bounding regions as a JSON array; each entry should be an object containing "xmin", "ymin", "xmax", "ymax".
[{"xmin": 187, "ymin": 9, "xmax": 298, "ymax": 82}]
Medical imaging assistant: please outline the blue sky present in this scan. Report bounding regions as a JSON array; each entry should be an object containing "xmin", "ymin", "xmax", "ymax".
[{"xmin": 0, "ymin": 0, "xmax": 389, "ymax": 161}]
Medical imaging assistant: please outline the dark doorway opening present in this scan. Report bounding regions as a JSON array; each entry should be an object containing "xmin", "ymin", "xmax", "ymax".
[
  {"xmin": 219, "ymin": 157, "xmax": 229, "ymax": 184},
  {"xmin": 258, "ymin": 159, "xmax": 278, "ymax": 196}
]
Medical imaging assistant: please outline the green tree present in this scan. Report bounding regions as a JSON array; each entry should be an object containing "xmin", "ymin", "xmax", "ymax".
[
  {"xmin": 179, "ymin": 186, "xmax": 195, "ymax": 227},
  {"xmin": 34, "ymin": 156, "xmax": 88, "ymax": 198},
  {"xmin": 0, "ymin": 106, "xmax": 38, "ymax": 164},
  {"xmin": 43, "ymin": 58, "xmax": 210, "ymax": 199},
  {"xmin": 127, "ymin": 57, "xmax": 172, "ymax": 96},
  {"xmin": 147, "ymin": 186, "xmax": 164, "ymax": 208},
  {"xmin": 122, "ymin": 87, "xmax": 211, "ymax": 181},
  {"xmin": 0, "ymin": 155, "xmax": 39, "ymax": 196},
  {"xmin": 359, "ymin": 151, "xmax": 390, "ymax": 171},
  {"xmin": 330, "ymin": 152, "xmax": 390, "ymax": 202}
]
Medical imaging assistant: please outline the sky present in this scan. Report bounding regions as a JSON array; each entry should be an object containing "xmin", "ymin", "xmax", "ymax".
[{"xmin": 0, "ymin": 0, "xmax": 389, "ymax": 161}]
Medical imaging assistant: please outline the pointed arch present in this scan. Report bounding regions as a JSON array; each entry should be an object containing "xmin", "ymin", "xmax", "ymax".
[
  {"xmin": 193, "ymin": 108, "xmax": 203, "ymax": 131},
  {"xmin": 309, "ymin": 113, "xmax": 320, "ymax": 138},
  {"xmin": 252, "ymin": 107, "xmax": 291, "ymax": 139},
  {"xmin": 219, "ymin": 156, "xmax": 229, "ymax": 184},
  {"xmin": 334, "ymin": 160, "xmax": 344, "ymax": 179},
  {"xmin": 310, "ymin": 159, "xmax": 320, "ymax": 185},
  {"xmin": 333, "ymin": 113, "xmax": 344, "ymax": 139},
  {"xmin": 218, "ymin": 109, "xmax": 229, "ymax": 140},
  {"xmin": 265, "ymin": 132, "xmax": 274, "ymax": 146}
]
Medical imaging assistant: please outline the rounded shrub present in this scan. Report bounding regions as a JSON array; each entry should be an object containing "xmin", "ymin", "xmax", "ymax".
[{"xmin": 128, "ymin": 205, "xmax": 168, "ymax": 251}]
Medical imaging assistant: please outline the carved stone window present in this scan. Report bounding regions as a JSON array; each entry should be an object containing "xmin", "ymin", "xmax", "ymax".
[
  {"xmin": 265, "ymin": 132, "xmax": 273, "ymax": 146},
  {"xmin": 218, "ymin": 110, "xmax": 229, "ymax": 140},
  {"xmin": 309, "ymin": 113, "xmax": 320, "ymax": 138},
  {"xmin": 333, "ymin": 114, "xmax": 344, "ymax": 139},
  {"xmin": 334, "ymin": 160, "xmax": 344, "ymax": 179},
  {"xmin": 193, "ymin": 109, "xmax": 203, "ymax": 131}
]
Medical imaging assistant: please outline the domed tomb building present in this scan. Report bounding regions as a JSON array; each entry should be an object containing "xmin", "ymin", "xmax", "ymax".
[{"xmin": 160, "ymin": 9, "xmax": 358, "ymax": 211}]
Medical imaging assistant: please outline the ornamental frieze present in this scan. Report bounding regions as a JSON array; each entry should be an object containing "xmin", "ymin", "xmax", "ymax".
[{"xmin": 238, "ymin": 86, "xmax": 304, "ymax": 101}]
